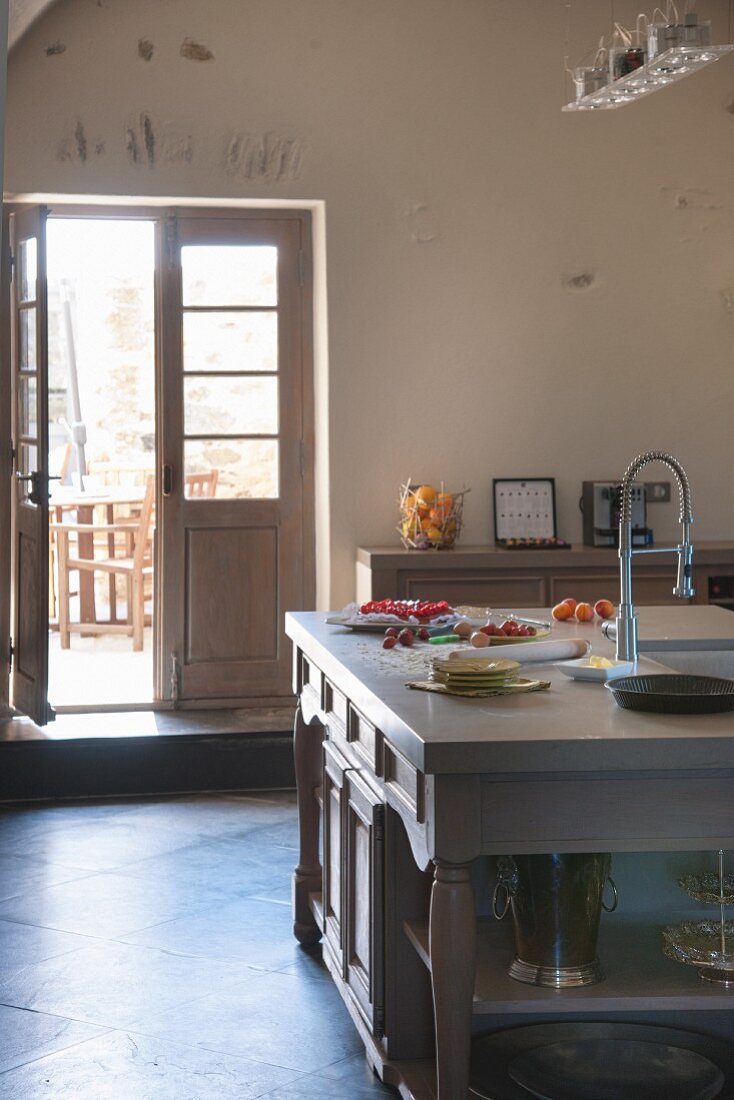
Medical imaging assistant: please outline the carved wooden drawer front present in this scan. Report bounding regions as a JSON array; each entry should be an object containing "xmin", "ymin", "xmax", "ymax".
[
  {"xmin": 384, "ymin": 741, "xmax": 424, "ymax": 823},
  {"xmin": 323, "ymin": 678, "xmax": 348, "ymax": 737},
  {"xmin": 347, "ymin": 706, "xmax": 381, "ymax": 774},
  {"xmin": 405, "ymin": 574, "xmax": 546, "ymax": 608},
  {"xmin": 345, "ymin": 768, "xmax": 385, "ymax": 1038},
  {"xmin": 322, "ymin": 740, "xmax": 348, "ymax": 975},
  {"xmin": 300, "ymin": 653, "xmax": 322, "ymax": 714}
]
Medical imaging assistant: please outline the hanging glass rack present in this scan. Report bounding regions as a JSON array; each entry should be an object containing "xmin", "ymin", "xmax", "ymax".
[{"xmin": 563, "ymin": 43, "xmax": 734, "ymax": 111}]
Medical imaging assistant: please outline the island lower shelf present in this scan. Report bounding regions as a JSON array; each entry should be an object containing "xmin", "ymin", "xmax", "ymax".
[{"xmin": 404, "ymin": 918, "xmax": 734, "ymax": 1014}]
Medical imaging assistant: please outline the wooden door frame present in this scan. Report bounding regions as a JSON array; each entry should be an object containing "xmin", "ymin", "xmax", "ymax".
[
  {"xmin": 0, "ymin": 201, "xmax": 316, "ymax": 713},
  {"xmin": 0, "ymin": 210, "xmax": 11, "ymax": 713},
  {"xmin": 0, "ymin": 0, "xmax": 9, "ymax": 709}
]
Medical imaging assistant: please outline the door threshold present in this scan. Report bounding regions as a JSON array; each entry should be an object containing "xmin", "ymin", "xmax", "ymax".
[
  {"xmin": 2, "ymin": 704, "xmax": 296, "ymax": 742},
  {"xmin": 53, "ymin": 702, "xmax": 170, "ymax": 715}
]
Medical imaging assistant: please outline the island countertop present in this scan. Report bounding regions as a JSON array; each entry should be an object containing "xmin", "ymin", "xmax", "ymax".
[{"xmin": 285, "ymin": 606, "xmax": 734, "ymax": 776}]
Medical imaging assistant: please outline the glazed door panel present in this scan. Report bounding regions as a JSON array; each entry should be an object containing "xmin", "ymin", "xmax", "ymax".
[
  {"xmin": 10, "ymin": 207, "xmax": 51, "ymax": 724},
  {"xmin": 158, "ymin": 210, "xmax": 313, "ymax": 702}
]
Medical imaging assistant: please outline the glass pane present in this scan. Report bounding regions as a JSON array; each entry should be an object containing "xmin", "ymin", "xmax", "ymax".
[
  {"xmin": 184, "ymin": 376, "xmax": 278, "ymax": 436},
  {"xmin": 18, "ymin": 443, "xmax": 37, "ymax": 505},
  {"xmin": 19, "ymin": 376, "xmax": 38, "ymax": 438},
  {"xmin": 183, "ymin": 311, "xmax": 278, "ymax": 372},
  {"xmin": 19, "ymin": 238, "xmax": 37, "ymax": 301},
  {"xmin": 181, "ymin": 245, "xmax": 277, "ymax": 307},
  {"xmin": 20, "ymin": 309, "xmax": 37, "ymax": 371},
  {"xmin": 184, "ymin": 440, "xmax": 279, "ymax": 499}
]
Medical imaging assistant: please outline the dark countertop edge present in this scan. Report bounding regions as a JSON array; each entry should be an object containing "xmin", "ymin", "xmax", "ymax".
[
  {"xmin": 422, "ymin": 740, "xmax": 734, "ymax": 775},
  {"xmin": 286, "ymin": 614, "xmax": 734, "ymax": 778}
]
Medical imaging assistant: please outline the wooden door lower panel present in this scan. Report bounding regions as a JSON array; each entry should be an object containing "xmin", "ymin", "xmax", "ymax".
[{"xmin": 182, "ymin": 522, "xmax": 285, "ymax": 697}]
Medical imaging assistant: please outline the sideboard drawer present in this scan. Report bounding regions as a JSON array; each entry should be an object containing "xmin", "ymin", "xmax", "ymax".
[{"xmin": 404, "ymin": 574, "xmax": 546, "ymax": 608}]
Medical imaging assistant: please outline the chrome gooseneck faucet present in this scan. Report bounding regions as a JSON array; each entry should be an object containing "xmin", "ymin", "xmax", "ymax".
[{"xmin": 601, "ymin": 451, "xmax": 695, "ymax": 663}]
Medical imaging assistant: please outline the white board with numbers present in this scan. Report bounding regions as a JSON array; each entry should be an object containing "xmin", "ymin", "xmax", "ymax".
[{"xmin": 493, "ymin": 479, "xmax": 556, "ymax": 541}]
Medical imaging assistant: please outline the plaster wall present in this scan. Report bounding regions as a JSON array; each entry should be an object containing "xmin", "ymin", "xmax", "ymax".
[{"xmin": 5, "ymin": 0, "xmax": 734, "ymax": 609}]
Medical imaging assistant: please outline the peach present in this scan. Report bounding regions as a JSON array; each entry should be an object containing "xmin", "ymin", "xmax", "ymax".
[
  {"xmin": 575, "ymin": 602, "xmax": 595, "ymax": 622},
  {"xmin": 594, "ymin": 598, "xmax": 615, "ymax": 620},
  {"xmin": 561, "ymin": 597, "xmax": 578, "ymax": 613},
  {"xmin": 552, "ymin": 602, "xmax": 574, "ymax": 621}
]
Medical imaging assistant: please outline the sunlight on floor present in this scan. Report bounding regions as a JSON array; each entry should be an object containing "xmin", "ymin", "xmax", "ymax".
[{"xmin": 48, "ymin": 628, "xmax": 153, "ymax": 708}]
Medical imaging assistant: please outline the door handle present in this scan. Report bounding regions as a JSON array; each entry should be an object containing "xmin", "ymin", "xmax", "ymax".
[
  {"xmin": 162, "ymin": 464, "xmax": 173, "ymax": 497},
  {"xmin": 15, "ymin": 470, "xmax": 48, "ymax": 505}
]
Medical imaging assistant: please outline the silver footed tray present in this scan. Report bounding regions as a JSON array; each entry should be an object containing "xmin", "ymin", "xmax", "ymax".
[
  {"xmin": 679, "ymin": 872, "xmax": 734, "ymax": 906},
  {"xmin": 663, "ymin": 920, "xmax": 734, "ymax": 985}
]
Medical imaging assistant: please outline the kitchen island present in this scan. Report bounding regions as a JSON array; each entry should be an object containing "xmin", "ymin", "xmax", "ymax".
[{"xmin": 286, "ymin": 606, "xmax": 734, "ymax": 1100}]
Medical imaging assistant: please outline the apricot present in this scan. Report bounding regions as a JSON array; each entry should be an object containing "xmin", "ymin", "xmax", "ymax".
[
  {"xmin": 552, "ymin": 602, "xmax": 574, "ymax": 621},
  {"xmin": 561, "ymin": 597, "xmax": 578, "ymax": 613},
  {"xmin": 415, "ymin": 485, "xmax": 437, "ymax": 510},
  {"xmin": 594, "ymin": 598, "xmax": 615, "ymax": 620},
  {"xmin": 575, "ymin": 602, "xmax": 595, "ymax": 622}
]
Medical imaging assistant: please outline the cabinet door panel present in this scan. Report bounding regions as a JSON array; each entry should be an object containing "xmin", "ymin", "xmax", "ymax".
[
  {"xmin": 345, "ymin": 768, "xmax": 385, "ymax": 1036},
  {"xmin": 323, "ymin": 740, "xmax": 347, "ymax": 974}
]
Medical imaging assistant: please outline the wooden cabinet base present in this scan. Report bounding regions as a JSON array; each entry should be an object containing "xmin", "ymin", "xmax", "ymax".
[{"xmin": 357, "ymin": 543, "xmax": 734, "ymax": 610}]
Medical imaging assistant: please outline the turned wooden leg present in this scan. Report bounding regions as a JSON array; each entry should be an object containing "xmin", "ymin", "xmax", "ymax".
[
  {"xmin": 293, "ymin": 699, "xmax": 324, "ymax": 945},
  {"xmin": 131, "ymin": 574, "xmax": 144, "ymax": 651},
  {"xmin": 430, "ymin": 861, "xmax": 476, "ymax": 1100},
  {"xmin": 57, "ymin": 533, "xmax": 71, "ymax": 650}
]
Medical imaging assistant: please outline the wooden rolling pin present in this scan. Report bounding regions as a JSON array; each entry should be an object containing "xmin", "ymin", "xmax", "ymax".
[{"xmin": 447, "ymin": 638, "xmax": 591, "ymax": 664}]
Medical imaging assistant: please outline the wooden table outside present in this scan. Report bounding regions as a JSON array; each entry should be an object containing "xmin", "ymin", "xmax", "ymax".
[{"xmin": 50, "ymin": 486, "xmax": 147, "ymax": 626}]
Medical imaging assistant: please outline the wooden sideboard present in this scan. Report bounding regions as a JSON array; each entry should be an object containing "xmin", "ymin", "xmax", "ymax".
[
  {"xmin": 357, "ymin": 542, "xmax": 734, "ymax": 611},
  {"xmin": 286, "ymin": 608, "xmax": 734, "ymax": 1099}
]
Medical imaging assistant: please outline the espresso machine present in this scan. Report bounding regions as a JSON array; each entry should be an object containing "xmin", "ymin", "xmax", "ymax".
[{"xmin": 581, "ymin": 481, "xmax": 649, "ymax": 548}]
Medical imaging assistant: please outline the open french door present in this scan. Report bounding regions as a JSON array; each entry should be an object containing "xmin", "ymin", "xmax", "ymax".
[
  {"xmin": 158, "ymin": 210, "xmax": 314, "ymax": 704},
  {"xmin": 9, "ymin": 206, "xmax": 52, "ymax": 724}
]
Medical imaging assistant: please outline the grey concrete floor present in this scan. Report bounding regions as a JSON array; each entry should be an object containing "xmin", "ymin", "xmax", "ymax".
[{"xmin": 0, "ymin": 792, "xmax": 398, "ymax": 1097}]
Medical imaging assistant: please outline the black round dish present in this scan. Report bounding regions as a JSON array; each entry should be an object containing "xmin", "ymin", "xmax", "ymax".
[
  {"xmin": 605, "ymin": 674, "xmax": 734, "ymax": 714},
  {"xmin": 508, "ymin": 1037, "xmax": 723, "ymax": 1100},
  {"xmin": 470, "ymin": 1022, "xmax": 734, "ymax": 1100}
]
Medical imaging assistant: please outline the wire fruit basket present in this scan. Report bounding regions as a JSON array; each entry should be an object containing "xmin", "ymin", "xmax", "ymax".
[{"xmin": 398, "ymin": 481, "xmax": 469, "ymax": 550}]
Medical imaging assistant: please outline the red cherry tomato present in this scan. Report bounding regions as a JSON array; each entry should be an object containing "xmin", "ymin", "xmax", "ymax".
[{"xmin": 383, "ymin": 636, "xmax": 398, "ymax": 649}]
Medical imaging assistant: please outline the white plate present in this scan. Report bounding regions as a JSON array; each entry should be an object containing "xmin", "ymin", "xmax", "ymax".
[
  {"xmin": 555, "ymin": 657, "xmax": 634, "ymax": 682},
  {"xmin": 325, "ymin": 614, "xmax": 456, "ymax": 632}
]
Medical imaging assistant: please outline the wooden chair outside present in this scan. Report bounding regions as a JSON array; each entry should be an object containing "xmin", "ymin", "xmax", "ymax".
[
  {"xmin": 184, "ymin": 469, "xmax": 219, "ymax": 498},
  {"xmin": 52, "ymin": 477, "xmax": 155, "ymax": 651},
  {"xmin": 48, "ymin": 443, "xmax": 76, "ymax": 619},
  {"xmin": 86, "ymin": 459, "xmax": 155, "ymax": 488}
]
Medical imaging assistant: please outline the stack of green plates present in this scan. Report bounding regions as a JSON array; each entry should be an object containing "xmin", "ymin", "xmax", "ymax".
[{"xmin": 431, "ymin": 654, "xmax": 521, "ymax": 691}]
